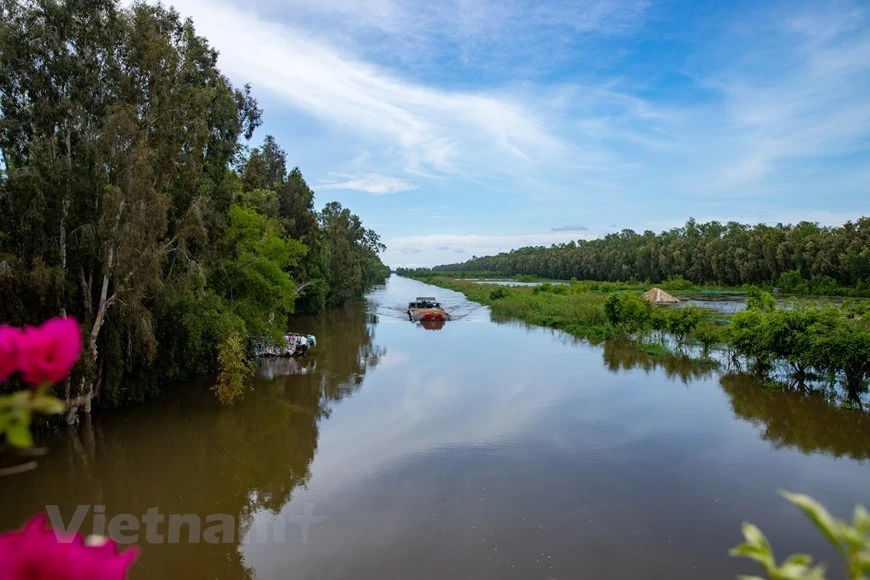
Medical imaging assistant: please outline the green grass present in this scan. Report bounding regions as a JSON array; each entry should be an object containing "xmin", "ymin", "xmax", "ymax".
[
  {"xmin": 636, "ymin": 342, "xmax": 672, "ymax": 357},
  {"xmin": 425, "ymin": 277, "xmax": 611, "ymax": 340},
  {"xmin": 421, "ymin": 276, "xmax": 740, "ymax": 369}
]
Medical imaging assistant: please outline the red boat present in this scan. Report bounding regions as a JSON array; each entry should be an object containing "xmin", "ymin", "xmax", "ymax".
[
  {"xmin": 419, "ymin": 318, "xmax": 446, "ymax": 330},
  {"xmin": 408, "ymin": 297, "xmax": 450, "ymax": 322}
]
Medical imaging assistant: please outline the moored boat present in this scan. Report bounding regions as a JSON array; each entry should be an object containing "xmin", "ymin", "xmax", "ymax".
[
  {"xmin": 408, "ymin": 297, "xmax": 450, "ymax": 322},
  {"xmin": 252, "ymin": 333, "xmax": 316, "ymax": 357}
]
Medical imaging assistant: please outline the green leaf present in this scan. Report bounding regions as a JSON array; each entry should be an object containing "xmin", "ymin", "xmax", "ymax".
[
  {"xmin": 781, "ymin": 491, "xmax": 843, "ymax": 551},
  {"xmin": 30, "ymin": 395, "xmax": 65, "ymax": 415},
  {"xmin": 743, "ymin": 522, "xmax": 774, "ymax": 553},
  {"xmin": 852, "ymin": 506, "xmax": 870, "ymax": 535},
  {"xmin": 731, "ymin": 529, "xmax": 776, "ymax": 573},
  {"xmin": 777, "ymin": 560, "xmax": 826, "ymax": 580},
  {"xmin": 842, "ymin": 525, "xmax": 864, "ymax": 552},
  {"xmin": 782, "ymin": 554, "xmax": 814, "ymax": 567},
  {"xmin": 4, "ymin": 410, "xmax": 34, "ymax": 448}
]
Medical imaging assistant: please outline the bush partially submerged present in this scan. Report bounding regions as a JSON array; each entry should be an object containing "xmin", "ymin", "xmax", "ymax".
[{"xmin": 212, "ymin": 333, "xmax": 254, "ymax": 406}]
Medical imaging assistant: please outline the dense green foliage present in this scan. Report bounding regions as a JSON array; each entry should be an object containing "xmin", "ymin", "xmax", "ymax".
[
  {"xmin": 0, "ymin": 0, "xmax": 388, "ymax": 408},
  {"xmin": 723, "ymin": 291, "xmax": 870, "ymax": 400},
  {"xmin": 403, "ymin": 218, "xmax": 870, "ymax": 296}
]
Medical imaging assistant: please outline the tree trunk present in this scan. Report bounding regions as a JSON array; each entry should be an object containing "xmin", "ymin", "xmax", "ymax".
[
  {"xmin": 80, "ymin": 266, "xmax": 93, "ymax": 320},
  {"xmin": 66, "ymin": 250, "xmax": 116, "ymax": 420},
  {"xmin": 59, "ymin": 128, "xmax": 72, "ymax": 318}
]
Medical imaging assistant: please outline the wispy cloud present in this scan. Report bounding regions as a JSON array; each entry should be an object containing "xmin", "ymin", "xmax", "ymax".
[
  {"xmin": 248, "ymin": 0, "xmax": 651, "ymax": 72},
  {"xmin": 318, "ymin": 173, "xmax": 418, "ymax": 195},
  {"xmin": 686, "ymin": 2, "xmax": 870, "ymax": 192},
  {"xmin": 159, "ymin": 0, "xmax": 580, "ymax": 180}
]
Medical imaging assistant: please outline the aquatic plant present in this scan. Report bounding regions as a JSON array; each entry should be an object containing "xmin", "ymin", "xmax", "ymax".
[{"xmin": 731, "ymin": 492, "xmax": 870, "ymax": 580}]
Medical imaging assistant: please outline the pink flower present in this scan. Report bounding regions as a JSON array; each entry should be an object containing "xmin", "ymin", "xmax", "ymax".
[
  {"xmin": 17, "ymin": 318, "xmax": 83, "ymax": 385},
  {"xmin": 0, "ymin": 326, "xmax": 23, "ymax": 382},
  {"xmin": 0, "ymin": 514, "xmax": 138, "ymax": 579}
]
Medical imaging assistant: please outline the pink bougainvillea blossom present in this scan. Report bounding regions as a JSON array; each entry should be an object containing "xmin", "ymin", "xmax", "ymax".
[
  {"xmin": 0, "ymin": 514, "xmax": 138, "ymax": 579},
  {"xmin": 0, "ymin": 326, "xmax": 23, "ymax": 382},
  {"xmin": 16, "ymin": 317, "xmax": 83, "ymax": 385}
]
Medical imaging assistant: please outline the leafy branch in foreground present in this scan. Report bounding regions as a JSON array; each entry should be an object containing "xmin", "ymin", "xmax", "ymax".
[{"xmin": 731, "ymin": 491, "xmax": 870, "ymax": 579}]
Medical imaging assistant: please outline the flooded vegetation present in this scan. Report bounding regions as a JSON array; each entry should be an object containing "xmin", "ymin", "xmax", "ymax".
[{"xmin": 2, "ymin": 275, "xmax": 868, "ymax": 579}]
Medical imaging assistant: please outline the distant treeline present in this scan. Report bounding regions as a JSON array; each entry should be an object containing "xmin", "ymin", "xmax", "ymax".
[
  {"xmin": 0, "ymin": 1, "xmax": 388, "ymax": 409},
  {"xmin": 400, "ymin": 218, "xmax": 870, "ymax": 296}
]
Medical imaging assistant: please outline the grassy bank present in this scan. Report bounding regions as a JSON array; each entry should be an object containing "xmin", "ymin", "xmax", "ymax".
[
  {"xmin": 422, "ymin": 276, "xmax": 621, "ymax": 341},
  {"xmin": 422, "ymin": 275, "xmax": 730, "ymax": 343},
  {"xmin": 401, "ymin": 269, "xmax": 739, "ymax": 293},
  {"xmin": 413, "ymin": 275, "xmax": 870, "ymax": 405}
]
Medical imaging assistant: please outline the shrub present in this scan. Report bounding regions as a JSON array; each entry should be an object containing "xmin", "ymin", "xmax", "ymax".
[
  {"xmin": 604, "ymin": 293, "xmax": 653, "ymax": 337},
  {"xmin": 810, "ymin": 275, "xmax": 840, "ymax": 296},
  {"xmin": 806, "ymin": 319, "xmax": 870, "ymax": 399},
  {"xmin": 212, "ymin": 333, "xmax": 254, "ymax": 406},
  {"xmin": 778, "ymin": 270, "xmax": 810, "ymax": 294},
  {"xmin": 665, "ymin": 306, "xmax": 702, "ymax": 346},
  {"xmin": 746, "ymin": 287, "xmax": 777, "ymax": 312},
  {"xmin": 662, "ymin": 275, "xmax": 693, "ymax": 291},
  {"xmin": 694, "ymin": 322, "xmax": 720, "ymax": 358},
  {"xmin": 533, "ymin": 282, "xmax": 568, "ymax": 295},
  {"xmin": 723, "ymin": 310, "xmax": 771, "ymax": 374},
  {"xmin": 489, "ymin": 287, "xmax": 509, "ymax": 300}
]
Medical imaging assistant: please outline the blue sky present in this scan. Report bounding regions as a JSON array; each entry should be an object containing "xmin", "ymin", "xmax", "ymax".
[{"xmin": 156, "ymin": 0, "xmax": 870, "ymax": 267}]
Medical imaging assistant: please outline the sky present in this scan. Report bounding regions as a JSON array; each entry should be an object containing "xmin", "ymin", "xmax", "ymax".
[{"xmin": 153, "ymin": 0, "xmax": 870, "ymax": 267}]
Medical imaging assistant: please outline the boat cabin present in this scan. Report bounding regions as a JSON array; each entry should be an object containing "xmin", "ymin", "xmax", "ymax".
[{"xmin": 409, "ymin": 297, "xmax": 441, "ymax": 310}]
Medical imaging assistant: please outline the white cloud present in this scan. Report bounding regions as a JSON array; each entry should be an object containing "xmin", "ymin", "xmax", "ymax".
[
  {"xmin": 153, "ymin": 0, "xmax": 574, "ymax": 180},
  {"xmin": 318, "ymin": 173, "xmax": 418, "ymax": 195},
  {"xmin": 688, "ymin": 2, "xmax": 870, "ymax": 192},
  {"xmin": 245, "ymin": 0, "xmax": 650, "ymax": 69},
  {"xmin": 384, "ymin": 231, "xmax": 592, "ymax": 267}
]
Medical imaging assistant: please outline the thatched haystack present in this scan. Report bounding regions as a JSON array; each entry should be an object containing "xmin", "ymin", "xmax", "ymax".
[{"xmin": 642, "ymin": 287, "xmax": 679, "ymax": 304}]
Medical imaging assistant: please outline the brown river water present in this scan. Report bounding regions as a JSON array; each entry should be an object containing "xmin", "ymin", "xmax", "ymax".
[{"xmin": 1, "ymin": 274, "xmax": 869, "ymax": 579}]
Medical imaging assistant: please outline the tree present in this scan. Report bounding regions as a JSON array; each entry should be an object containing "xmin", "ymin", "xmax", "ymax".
[
  {"xmin": 241, "ymin": 135, "xmax": 287, "ymax": 192},
  {"xmin": 0, "ymin": 0, "xmax": 387, "ymax": 412}
]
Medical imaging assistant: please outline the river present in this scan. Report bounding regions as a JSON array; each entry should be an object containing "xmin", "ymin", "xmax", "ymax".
[{"xmin": 1, "ymin": 274, "xmax": 869, "ymax": 579}]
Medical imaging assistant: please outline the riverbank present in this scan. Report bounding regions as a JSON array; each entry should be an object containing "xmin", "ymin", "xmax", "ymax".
[
  {"xmin": 408, "ymin": 275, "xmax": 870, "ymax": 408},
  {"xmin": 414, "ymin": 276, "xmax": 710, "ymax": 343},
  {"xmin": 397, "ymin": 268, "xmax": 870, "ymax": 298},
  {"xmin": 400, "ymin": 270, "xmax": 740, "ymax": 293}
]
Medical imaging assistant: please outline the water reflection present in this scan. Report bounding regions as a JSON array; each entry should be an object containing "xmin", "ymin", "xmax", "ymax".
[
  {"xmin": 257, "ymin": 357, "xmax": 316, "ymax": 378},
  {"xmin": 418, "ymin": 319, "xmax": 445, "ymax": 331},
  {"xmin": 601, "ymin": 341, "xmax": 718, "ymax": 384},
  {"xmin": 720, "ymin": 373, "xmax": 870, "ymax": 460},
  {"xmin": 0, "ymin": 301, "xmax": 383, "ymax": 579}
]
